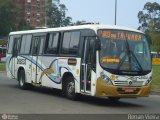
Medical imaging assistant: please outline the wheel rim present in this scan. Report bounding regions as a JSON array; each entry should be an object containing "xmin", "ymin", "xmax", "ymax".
[
  {"xmin": 19, "ymin": 75, "xmax": 24, "ymax": 87},
  {"xmin": 67, "ymin": 81, "xmax": 75, "ymax": 97}
]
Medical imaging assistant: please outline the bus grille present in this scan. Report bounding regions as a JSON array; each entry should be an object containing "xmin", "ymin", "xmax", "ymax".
[
  {"xmin": 113, "ymin": 81, "xmax": 144, "ymax": 86},
  {"xmin": 114, "ymin": 81, "xmax": 128, "ymax": 86}
]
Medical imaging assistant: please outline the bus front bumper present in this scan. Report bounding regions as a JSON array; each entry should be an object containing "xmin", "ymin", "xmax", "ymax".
[{"xmin": 95, "ymin": 79, "xmax": 151, "ymax": 98}]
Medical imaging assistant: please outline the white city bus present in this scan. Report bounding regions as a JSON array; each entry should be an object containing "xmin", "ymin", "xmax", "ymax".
[{"xmin": 6, "ymin": 24, "xmax": 152, "ymax": 100}]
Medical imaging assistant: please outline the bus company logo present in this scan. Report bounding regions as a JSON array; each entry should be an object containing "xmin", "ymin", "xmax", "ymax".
[
  {"xmin": 2, "ymin": 114, "xmax": 8, "ymax": 120},
  {"xmin": 129, "ymin": 81, "xmax": 132, "ymax": 86}
]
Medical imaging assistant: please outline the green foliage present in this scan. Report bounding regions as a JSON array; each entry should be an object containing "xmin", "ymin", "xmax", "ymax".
[
  {"xmin": 73, "ymin": 21, "xmax": 87, "ymax": 25},
  {"xmin": 0, "ymin": 0, "xmax": 15, "ymax": 36},
  {"xmin": 138, "ymin": 2, "xmax": 160, "ymax": 52},
  {"xmin": 17, "ymin": 21, "xmax": 33, "ymax": 31},
  {"xmin": 138, "ymin": 2, "xmax": 160, "ymax": 32},
  {"xmin": 0, "ymin": 0, "xmax": 32, "ymax": 36},
  {"xmin": 0, "ymin": 40, "xmax": 7, "ymax": 47},
  {"xmin": 149, "ymin": 32, "xmax": 160, "ymax": 52},
  {"xmin": 46, "ymin": 0, "xmax": 72, "ymax": 27}
]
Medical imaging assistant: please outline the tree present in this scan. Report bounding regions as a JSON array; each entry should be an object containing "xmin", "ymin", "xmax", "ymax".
[
  {"xmin": 149, "ymin": 32, "xmax": 160, "ymax": 52},
  {"xmin": 0, "ymin": 39, "xmax": 8, "ymax": 47},
  {"xmin": 0, "ymin": 0, "xmax": 31, "ymax": 36},
  {"xmin": 73, "ymin": 21, "xmax": 87, "ymax": 25},
  {"xmin": 17, "ymin": 21, "xmax": 32, "ymax": 31},
  {"xmin": 138, "ymin": 2, "xmax": 160, "ymax": 52},
  {"xmin": 138, "ymin": 2, "xmax": 160, "ymax": 32},
  {"xmin": 0, "ymin": 0, "xmax": 15, "ymax": 36},
  {"xmin": 46, "ymin": 0, "xmax": 72, "ymax": 27}
]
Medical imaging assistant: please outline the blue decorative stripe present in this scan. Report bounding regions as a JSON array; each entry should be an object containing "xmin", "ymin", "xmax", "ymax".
[
  {"xmin": 7, "ymin": 55, "xmax": 77, "ymax": 84},
  {"xmin": 20, "ymin": 55, "xmax": 62, "ymax": 84}
]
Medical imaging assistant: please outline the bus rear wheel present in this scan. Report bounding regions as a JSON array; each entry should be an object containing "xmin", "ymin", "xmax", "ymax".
[
  {"xmin": 18, "ymin": 70, "xmax": 30, "ymax": 90},
  {"xmin": 64, "ymin": 76, "xmax": 76, "ymax": 100}
]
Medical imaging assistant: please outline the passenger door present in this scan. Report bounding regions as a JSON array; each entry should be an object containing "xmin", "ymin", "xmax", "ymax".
[
  {"xmin": 81, "ymin": 37, "xmax": 96, "ymax": 93},
  {"xmin": 11, "ymin": 36, "xmax": 21, "ymax": 78},
  {"xmin": 31, "ymin": 35, "xmax": 45, "ymax": 84}
]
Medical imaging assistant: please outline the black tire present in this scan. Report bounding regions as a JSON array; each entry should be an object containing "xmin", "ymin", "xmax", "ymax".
[
  {"xmin": 18, "ymin": 70, "xmax": 30, "ymax": 90},
  {"xmin": 64, "ymin": 76, "xmax": 76, "ymax": 100},
  {"xmin": 108, "ymin": 97, "xmax": 120, "ymax": 102}
]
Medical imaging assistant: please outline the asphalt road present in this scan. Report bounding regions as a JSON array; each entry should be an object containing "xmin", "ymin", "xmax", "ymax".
[{"xmin": 0, "ymin": 72, "xmax": 160, "ymax": 115}]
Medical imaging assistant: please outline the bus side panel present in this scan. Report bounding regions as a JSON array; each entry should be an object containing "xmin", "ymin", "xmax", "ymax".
[
  {"xmin": 40, "ymin": 57, "xmax": 81, "ymax": 93},
  {"xmin": 73, "ymin": 58, "xmax": 81, "ymax": 93},
  {"xmin": 6, "ymin": 54, "xmax": 18, "ymax": 79},
  {"xmin": 6, "ymin": 54, "xmax": 14, "ymax": 79},
  {"xmin": 30, "ymin": 56, "xmax": 43, "ymax": 84},
  {"xmin": 91, "ymin": 70, "xmax": 97, "ymax": 96},
  {"xmin": 40, "ymin": 56, "xmax": 61, "ymax": 89},
  {"xmin": 30, "ymin": 56, "xmax": 37, "ymax": 84},
  {"xmin": 58, "ymin": 58, "xmax": 81, "ymax": 93},
  {"xmin": 16, "ymin": 55, "xmax": 32, "ymax": 84}
]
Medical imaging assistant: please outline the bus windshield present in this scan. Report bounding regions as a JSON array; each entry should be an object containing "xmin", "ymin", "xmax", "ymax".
[{"xmin": 98, "ymin": 30, "xmax": 151, "ymax": 75}]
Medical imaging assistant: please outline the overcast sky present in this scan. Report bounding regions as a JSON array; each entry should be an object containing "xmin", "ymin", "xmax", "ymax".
[{"xmin": 61, "ymin": 0, "xmax": 159, "ymax": 29}]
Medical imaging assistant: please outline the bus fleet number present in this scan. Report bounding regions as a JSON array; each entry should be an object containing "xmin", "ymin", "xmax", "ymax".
[{"xmin": 17, "ymin": 58, "xmax": 26, "ymax": 65}]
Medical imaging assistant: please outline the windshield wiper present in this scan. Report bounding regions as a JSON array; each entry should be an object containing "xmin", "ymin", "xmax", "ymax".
[
  {"xmin": 117, "ymin": 33, "xmax": 143, "ymax": 71},
  {"xmin": 117, "ymin": 53, "xmax": 127, "ymax": 70},
  {"xmin": 130, "ymin": 50, "xmax": 143, "ymax": 71},
  {"xmin": 116, "ymin": 33, "xmax": 131, "ymax": 70}
]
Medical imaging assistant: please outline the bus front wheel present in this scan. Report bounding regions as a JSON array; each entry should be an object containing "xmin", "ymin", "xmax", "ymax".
[{"xmin": 65, "ymin": 76, "xmax": 76, "ymax": 100}]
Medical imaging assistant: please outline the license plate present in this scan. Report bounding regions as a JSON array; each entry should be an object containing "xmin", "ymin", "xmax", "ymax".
[{"xmin": 122, "ymin": 88, "xmax": 136, "ymax": 93}]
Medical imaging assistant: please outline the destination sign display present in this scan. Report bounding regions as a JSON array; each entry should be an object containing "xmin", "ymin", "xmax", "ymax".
[{"xmin": 100, "ymin": 30, "xmax": 142, "ymax": 41}]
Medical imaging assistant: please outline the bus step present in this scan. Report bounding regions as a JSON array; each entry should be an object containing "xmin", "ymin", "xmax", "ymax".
[{"xmin": 31, "ymin": 81, "xmax": 41, "ymax": 86}]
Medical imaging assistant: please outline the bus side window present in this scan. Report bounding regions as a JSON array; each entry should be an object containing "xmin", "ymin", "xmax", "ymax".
[
  {"xmin": 20, "ymin": 34, "xmax": 32, "ymax": 54},
  {"xmin": 8, "ymin": 36, "xmax": 14, "ymax": 54},
  {"xmin": 39, "ymin": 36, "xmax": 46, "ymax": 55},
  {"xmin": 44, "ymin": 32, "xmax": 59, "ymax": 55},
  {"xmin": 32, "ymin": 35, "xmax": 46, "ymax": 55},
  {"xmin": 61, "ymin": 31, "xmax": 80, "ymax": 56},
  {"xmin": 32, "ymin": 36, "xmax": 40, "ymax": 55},
  {"xmin": 12, "ymin": 36, "xmax": 21, "ymax": 56},
  {"xmin": 86, "ymin": 37, "xmax": 96, "ymax": 68},
  {"xmin": 69, "ymin": 31, "xmax": 80, "ymax": 55}
]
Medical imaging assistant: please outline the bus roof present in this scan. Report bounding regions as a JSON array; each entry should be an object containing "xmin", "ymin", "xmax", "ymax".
[{"xmin": 9, "ymin": 24, "xmax": 143, "ymax": 35}]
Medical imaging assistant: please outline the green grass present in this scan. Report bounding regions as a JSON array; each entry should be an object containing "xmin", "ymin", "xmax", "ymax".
[
  {"xmin": 151, "ymin": 65, "xmax": 160, "ymax": 92},
  {"xmin": 152, "ymin": 66, "xmax": 160, "ymax": 84},
  {"xmin": 0, "ymin": 63, "xmax": 5, "ymax": 71}
]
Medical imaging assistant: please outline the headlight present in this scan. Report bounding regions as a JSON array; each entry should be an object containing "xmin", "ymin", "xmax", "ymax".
[
  {"xmin": 145, "ymin": 77, "xmax": 152, "ymax": 85},
  {"xmin": 100, "ymin": 72, "xmax": 113, "ymax": 85}
]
